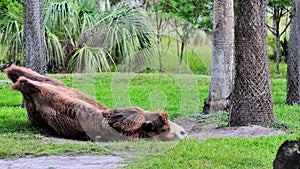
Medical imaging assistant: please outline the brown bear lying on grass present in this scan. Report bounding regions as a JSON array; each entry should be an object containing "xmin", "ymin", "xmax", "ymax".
[{"xmin": 4, "ymin": 65, "xmax": 187, "ymax": 141}]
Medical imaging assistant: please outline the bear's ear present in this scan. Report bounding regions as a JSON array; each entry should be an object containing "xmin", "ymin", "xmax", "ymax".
[
  {"xmin": 107, "ymin": 107, "xmax": 146, "ymax": 132},
  {"xmin": 159, "ymin": 111, "xmax": 169, "ymax": 124}
]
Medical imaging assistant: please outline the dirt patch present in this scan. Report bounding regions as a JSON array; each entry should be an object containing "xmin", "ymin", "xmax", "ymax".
[
  {"xmin": 0, "ymin": 155, "xmax": 126, "ymax": 169},
  {"xmin": 175, "ymin": 117, "xmax": 287, "ymax": 138}
]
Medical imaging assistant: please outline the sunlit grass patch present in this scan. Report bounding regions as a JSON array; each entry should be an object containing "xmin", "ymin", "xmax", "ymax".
[{"xmin": 127, "ymin": 135, "xmax": 298, "ymax": 169}]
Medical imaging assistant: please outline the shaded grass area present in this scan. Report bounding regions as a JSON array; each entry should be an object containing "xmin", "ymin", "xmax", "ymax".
[{"xmin": 0, "ymin": 71, "xmax": 299, "ymax": 168}]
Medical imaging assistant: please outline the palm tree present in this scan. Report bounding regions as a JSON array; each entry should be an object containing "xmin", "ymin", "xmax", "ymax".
[
  {"xmin": 286, "ymin": 0, "xmax": 300, "ymax": 105},
  {"xmin": 229, "ymin": 0, "xmax": 275, "ymax": 126},
  {"xmin": 78, "ymin": 3, "xmax": 157, "ymax": 72},
  {"xmin": 203, "ymin": 0, "xmax": 234, "ymax": 114},
  {"xmin": 24, "ymin": 0, "xmax": 47, "ymax": 74},
  {"xmin": 1, "ymin": 0, "xmax": 156, "ymax": 73}
]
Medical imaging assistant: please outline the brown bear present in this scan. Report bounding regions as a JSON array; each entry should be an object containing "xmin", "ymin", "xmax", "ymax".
[{"xmin": 5, "ymin": 66, "xmax": 187, "ymax": 141}]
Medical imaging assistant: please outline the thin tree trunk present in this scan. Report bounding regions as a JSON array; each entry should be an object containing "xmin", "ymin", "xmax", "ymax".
[
  {"xmin": 24, "ymin": 0, "xmax": 47, "ymax": 74},
  {"xmin": 229, "ymin": 0, "xmax": 275, "ymax": 126},
  {"xmin": 178, "ymin": 41, "xmax": 185, "ymax": 73},
  {"xmin": 106, "ymin": 0, "xmax": 110, "ymax": 10},
  {"xmin": 99, "ymin": 0, "xmax": 106, "ymax": 11},
  {"xmin": 203, "ymin": 0, "xmax": 234, "ymax": 114},
  {"xmin": 275, "ymin": 33, "xmax": 281, "ymax": 73},
  {"xmin": 273, "ymin": 6, "xmax": 281, "ymax": 73},
  {"xmin": 286, "ymin": 1, "xmax": 300, "ymax": 105},
  {"xmin": 155, "ymin": 11, "xmax": 163, "ymax": 71}
]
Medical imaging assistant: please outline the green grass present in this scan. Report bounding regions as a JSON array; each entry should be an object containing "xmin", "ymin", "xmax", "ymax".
[
  {"xmin": 0, "ymin": 68, "xmax": 299, "ymax": 168},
  {"xmin": 127, "ymin": 135, "xmax": 299, "ymax": 169}
]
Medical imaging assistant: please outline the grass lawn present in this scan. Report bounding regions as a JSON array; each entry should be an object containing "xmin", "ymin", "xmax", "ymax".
[{"xmin": 0, "ymin": 69, "xmax": 299, "ymax": 168}]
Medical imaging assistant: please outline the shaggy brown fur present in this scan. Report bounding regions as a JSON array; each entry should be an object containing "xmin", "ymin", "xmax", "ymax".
[
  {"xmin": 4, "ymin": 65, "xmax": 108, "ymax": 110},
  {"xmin": 103, "ymin": 107, "xmax": 172, "ymax": 140},
  {"xmin": 9, "ymin": 71, "xmax": 187, "ymax": 141}
]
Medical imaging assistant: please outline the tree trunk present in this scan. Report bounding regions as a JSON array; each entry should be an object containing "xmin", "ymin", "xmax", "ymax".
[
  {"xmin": 24, "ymin": 0, "xmax": 47, "ymax": 75},
  {"xmin": 286, "ymin": 1, "xmax": 300, "ymax": 105},
  {"xmin": 178, "ymin": 41, "xmax": 185, "ymax": 73},
  {"xmin": 155, "ymin": 11, "xmax": 163, "ymax": 71},
  {"xmin": 275, "ymin": 33, "xmax": 281, "ymax": 72},
  {"xmin": 99, "ymin": 0, "xmax": 106, "ymax": 11},
  {"xmin": 203, "ymin": 0, "xmax": 234, "ymax": 114},
  {"xmin": 106, "ymin": 0, "xmax": 110, "ymax": 10},
  {"xmin": 229, "ymin": 0, "xmax": 275, "ymax": 126},
  {"xmin": 273, "ymin": 6, "xmax": 281, "ymax": 73}
]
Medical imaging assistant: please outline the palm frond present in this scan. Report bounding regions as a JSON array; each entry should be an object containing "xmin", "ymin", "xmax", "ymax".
[
  {"xmin": 97, "ymin": 3, "xmax": 158, "ymax": 71},
  {"xmin": 0, "ymin": 2, "xmax": 24, "ymax": 62},
  {"xmin": 44, "ymin": 0, "xmax": 82, "ymax": 41},
  {"xmin": 69, "ymin": 45, "xmax": 114, "ymax": 73},
  {"xmin": 45, "ymin": 26, "xmax": 65, "ymax": 67}
]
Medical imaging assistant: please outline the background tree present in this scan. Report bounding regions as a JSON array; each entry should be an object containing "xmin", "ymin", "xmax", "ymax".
[
  {"xmin": 1, "ymin": 0, "xmax": 157, "ymax": 73},
  {"xmin": 24, "ymin": 0, "xmax": 46, "ymax": 74},
  {"xmin": 267, "ymin": 0, "xmax": 292, "ymax": 73},
  {"xmin": 286, "ymin": 0, "xmax": 300, "ymax": 105},
  {"xmin": 154, "ymin": 0, "xmax": 213, "ymax": 73},
  {"xmin": 203, "ymin": 0, "xmax": 234, "ymax": 114},
  {"xmin": 229, "ymin": 0, "xmax": 275, "ymax": 126},
  {"xmin": 150, "ymin": 0, "xmax": 172, "ymax": 71}
]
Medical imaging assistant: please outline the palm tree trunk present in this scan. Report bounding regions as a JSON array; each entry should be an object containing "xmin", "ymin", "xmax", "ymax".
[
  {"xmin": 286, "ymin": 1, "xmax": 300, "ymax": 105},
  {"xmin": 229, "ymin": 0, "xmax": 275, "ymax": 126},
  {"xmin": 24, "ymin": 0, "xmax": 47, "ymax": 74},
  {"xmin": 203, "ymin": 0, "xmax": 234, "ymax": 114}
]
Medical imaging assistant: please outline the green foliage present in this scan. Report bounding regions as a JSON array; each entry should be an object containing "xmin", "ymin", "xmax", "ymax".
[
  {"xmin": 69, "ymin": 46, "xmax": 113, "ymax": 72},
  {"xmin": 184, "ymin": 49, "xmax": 209, "ymax": 75},
  {"xmin": 0, "ymin": 1, "xmax": 24, "ymax": 62},
  {"xmin": 152, "ymin": 0, "xmax": 213, "ymax": 29},
  {"xmin": 198, "ymin": 17, "xmax": 213, "ymax": 34},
  {"xmin": 267, "ymin": 0, "xmax": 292, "ymax": 11},
  {"xmin": 44, "ymin": 0, "xmax": 102, "ymax": 70},
  {"xmin": 99, "ymin": 3, "xmax": 157, "ymax": 71}
]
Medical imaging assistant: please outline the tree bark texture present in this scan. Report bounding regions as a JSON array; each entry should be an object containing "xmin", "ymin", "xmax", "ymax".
[
  {"xmin": 286, "ymin": 1, "xmax": 300, "ymax": 105},
  {"xmin": 24, "ymin": 0, "xmax": 47, "ymax": 75},
  {"xmin": 203, "ymin": 0, "xmax": 234, "ymax": 114},
  {"xmin": 229, "ymin": 0, "xmax": 275, "ymax": 126}
]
